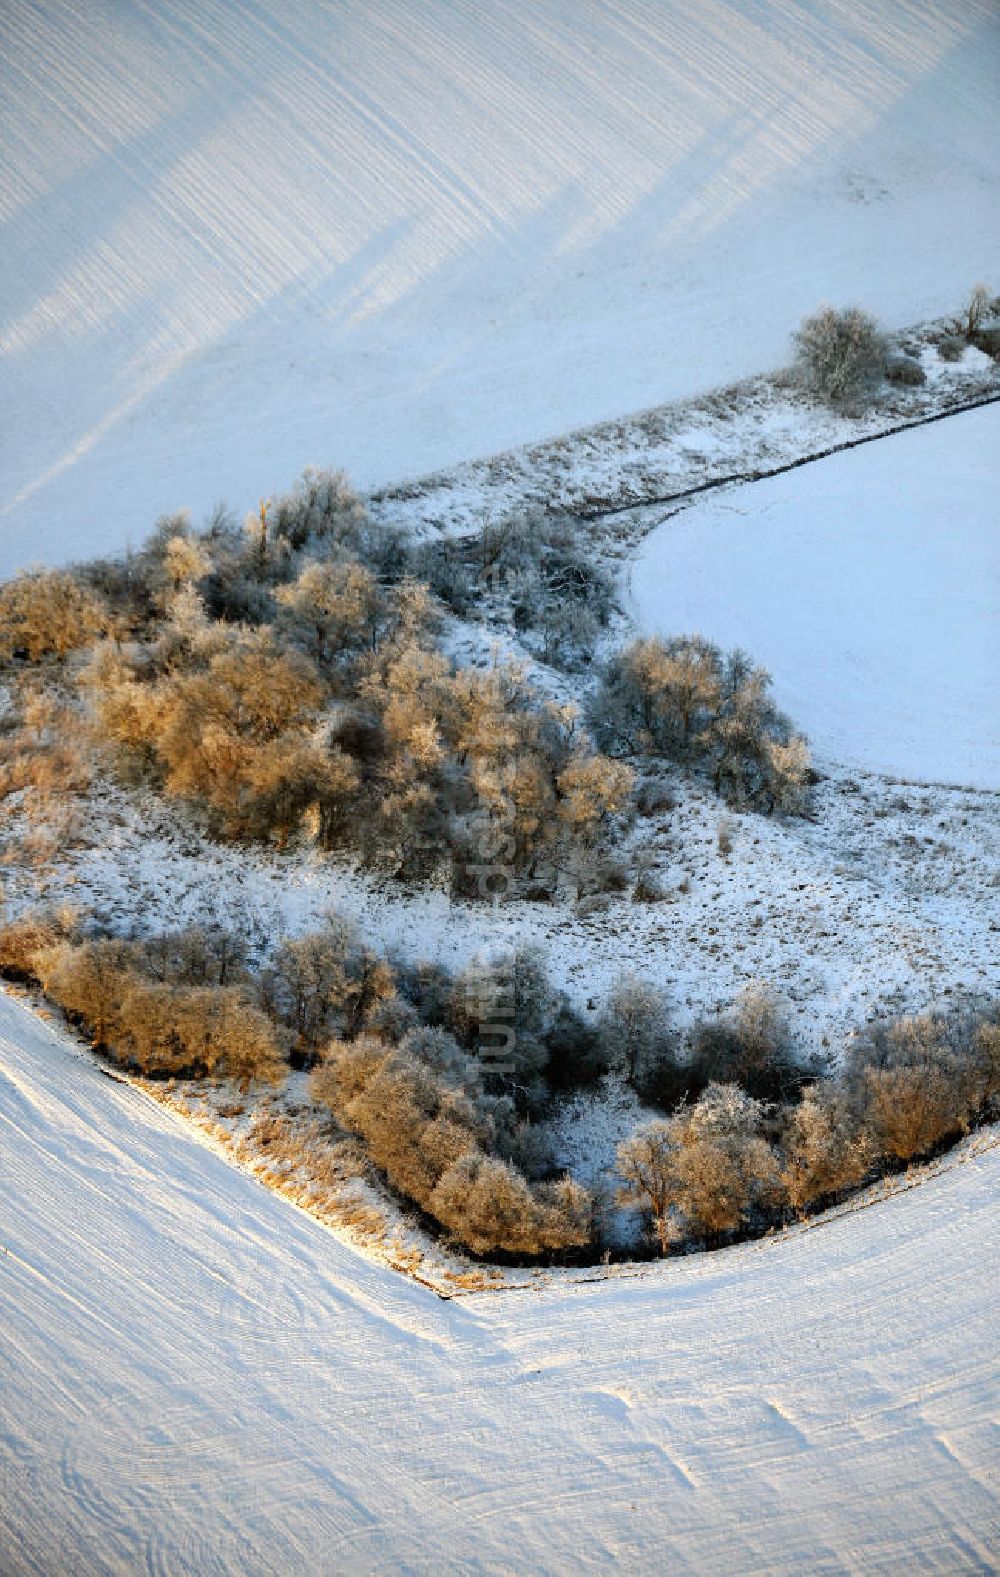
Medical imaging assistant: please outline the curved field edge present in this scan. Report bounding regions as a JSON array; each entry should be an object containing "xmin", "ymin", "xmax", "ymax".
[
  {"xmin": 1, "ymin": 983, "xmax": 997, "ymax": 1575},
  {"xmin": 629, "ymin": 401, "xmax": 1000, "ymax": 789}
]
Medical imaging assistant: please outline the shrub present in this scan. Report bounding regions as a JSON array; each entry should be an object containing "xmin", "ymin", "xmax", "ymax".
[
  {"xmin": 617, "ymin": 1084, "xmax": 781, "ymax": 1249},
  {"xmin": 118, "ymin": 980, "xmax": 286, "ymax": 1085},
  {"xmin": 0, "ymin": 570, "xmax": 107, "ymax": 662},
  {"xmin": 631, "ymin": 859, "xmax": 666, "ymax": 904},
  {"xmin": 544, "ymin": 1005, "xmax": 607, "ymax": 1091},
  {"xmin": 781, "ymin": 1085, "xmax": 872, "ymax": 1213},
  {"xmin": 269, "ymin": 468, "xmax": 368, "ymax": 555},
  {"xmin": 936, "ymin": 335, "xmax": 966, "ymax": 363},
  {"xmin": 460, "ymin": 511, "xmax": 617, "ymax": 670},
  {"xmin": 667, "ymin": 1090, "xmax": 779, "ymax": 1238},
  {"xmin": 593, "ymin": 637, "xmax": 811, "ymax": 816},
  {"xmin": 971, "ymin": 1019, "xmax": 1000, "ymax": 1109},
  {"xmin": 973, "ymin": 324, "xmax": 1000, "ymax": 358},
  {"xmin": 445, "ymin": 946, "xmax": 555, "ymax": 1098},
  {"xmin": 793, "ymin": 305, "xmax": 887, "ymax": 411},
  {"xmin": 615, "ymin": 1119, "xmax": 677, "ymax": 1253},
  {"xmin": 634, "ymin": 778, "xmax": 675, "ymax": 818},
  {"xmin": 276, "ymin": 560, "xmax": 381, "ymax": 668},
  {"xmin": 885, "ymin": 354, "xmax": 926, "ymax": 387},
  {"xmin": 265, "ymin": 927, "xmax": 350, "ymax": 1054},
  {"xmin": 594, "ymin": 635, "xmax": 722, "ymax": 758},
  {"xmin": 34, "ymin": 937, "xmax": 139, "ymax": 1046},
  {"xmin": 965, "ymin": 282, "xmax": 992, "ymax": 338},
  {"xmin": 863, "ymin": 1061, "xmax": 966, "ymax": 1162},
  {"xmin": 688, "ymin": 984, "xmax": 804, "ymax": 1102},
  {"xmin": 141, "ymin": 925, "xmax": 249, "ymax": 989},
  {"xmin": 0, "ymin": 682, "xmax": 92, "ymax": 803},
  {"xmin": 0, "ymin": 908, "xmax": 78, "ymax": 982},
  {"xmin": 845, "ymin": 1009, "xmax": 997, "ymax": 1163},
  {"xmin": 597, "ymin": 974, "xmax": 673, "ymax": 1088},
  {"xmin": 312, "ymin": 1027, "xmax": 591, "ymax": 1256}
]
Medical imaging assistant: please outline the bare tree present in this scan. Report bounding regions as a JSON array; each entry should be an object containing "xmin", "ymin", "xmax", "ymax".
[{"xmin": 966, "ymin": 282, "xmax": 992, "ymax": 338}]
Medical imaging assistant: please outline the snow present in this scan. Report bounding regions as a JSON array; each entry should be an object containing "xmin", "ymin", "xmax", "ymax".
[
  {"xmin": 3, "ymin": 0, "xmax": 1000, "ymax": 576},
  {"xmin": 2, "ymin": 986, "xmax": 998, "ymax": 1573},
  {"xmin": 632, "ymin": 403, "xmax": 1000, "ymax": 788}
]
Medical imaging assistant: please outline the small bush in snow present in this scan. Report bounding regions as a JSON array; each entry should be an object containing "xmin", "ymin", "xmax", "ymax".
[
  {"xmin": 936, "ymin": 334, "xmax": 965, "ymax": 362},
  {"xmin": 885, "ymin": 354, "xmax": 926, "ymax": 387},
  {"xmin": 973, "ymin": 323, "xmax": 1000, "ymax": 358},
  {"xmin": 793, "ymin": 304, "xmax": 887, "ymax": 411}
]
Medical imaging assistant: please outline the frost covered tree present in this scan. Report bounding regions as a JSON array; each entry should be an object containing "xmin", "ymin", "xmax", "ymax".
[
  {"xmin": 689, "ymin": 983, "xmax": 802, "ymax": 1102},
  {"xmin": 781, "ymin": 1085, "xmax": 872, "ymax": 1214},
  {"xmin": 618, "ymin": 1084, "xmax": 782, "ymax": 1249},
  {"xmin": 615, "ymin": 1119, "xmax": 677, "ymax": 1253},
  {"xmin": 592, "ymin": 636, "xmax": 811, "ymax": 816},
  {"xmin": 793, "ymin": 304, "xmax": 887, "ymax": 410},
  {"xmin": 965, "ymin": 282, "xmax": 992, "ymax": 338},
  {"xmin": 663, "ymin": 1083, "xmax": 781, "ymax": 1238},
  {"xmin": 277, "ymin": 560, "xmax": 380, "ymax": 668},
  {"xmin": 598, "ymin": 974, "xmax": 672, "ymax": 1087}
]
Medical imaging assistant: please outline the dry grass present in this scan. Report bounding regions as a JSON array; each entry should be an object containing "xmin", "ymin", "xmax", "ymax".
[{"xmin": 149, "ymin": 1088, "xmax": 394, "ymax": 1249}]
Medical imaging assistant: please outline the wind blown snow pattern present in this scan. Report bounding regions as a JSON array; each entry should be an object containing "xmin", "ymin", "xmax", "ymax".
[
  {"xmin": 632, "ymin": 403, "xmax": 1000, "ymax": 789},
  {"xmin": 1, "ymin": 0, "xmax": 999, "ymax": 573},
  {"xmin": 1, "ymin": 988, "xmax": 998, "ymax": 1575}
]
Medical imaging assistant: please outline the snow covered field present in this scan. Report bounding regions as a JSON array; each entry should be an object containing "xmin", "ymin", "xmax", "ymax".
[
  {"xmin": 633, "ymin": 403, "xmax": 1000, "ymax": 788},
  {"xmin": 3, "ymin": 5, "xmax": 999, "ymax": 1562},
  {"xmin": 2, "ymin": 0, "xmax": 999, "ymax": 575},
  {"xmin": 2, "ymin": 987, "xmax": 998, "ymax": 1575}
]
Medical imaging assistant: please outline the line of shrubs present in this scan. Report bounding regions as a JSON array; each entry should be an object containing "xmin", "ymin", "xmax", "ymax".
[
  {"xmin": 2, "ymin": 909, "xmax": 995, "ymax": 1261},
  {"xmin": 0, "ymin": 912, "xmax": 593, "ymax": 1255},
  {"xmin": 618, "ymin": 1002, "xmax": 999, "ymax": 1251},
  {"xmin": 793, "ymin": 284, "xmax": 999, "ymax": 413}
]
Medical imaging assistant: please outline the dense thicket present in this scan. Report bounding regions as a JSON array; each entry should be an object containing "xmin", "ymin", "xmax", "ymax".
[
  {"xmin": 310, "ymin": 1031, "xmax": 590, "ymax": 1255},
  {"xmin": 3, "ymin": 904, "xmax": 994, "ymax": 1262},
  {"xmin": 1, "ymin": 472, "xmax": 638, "ymax": 894}
]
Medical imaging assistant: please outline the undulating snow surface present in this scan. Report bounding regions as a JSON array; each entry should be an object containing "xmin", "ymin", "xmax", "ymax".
[
  {"xmin": 1, "ymin": 989, "xmax": 998, "ymax": 1574},
  {"xmin": 2, "ymin": 0, "xmax": 999, "ymax": 574},
  {"xmin": 632, "ymin": 403, "xmax": 1000, "ymax": 788}
]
